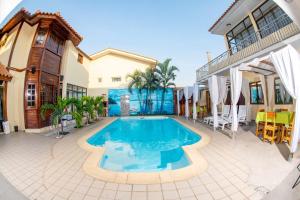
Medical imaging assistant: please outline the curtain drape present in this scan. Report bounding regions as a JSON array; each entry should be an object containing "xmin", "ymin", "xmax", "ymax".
[
  {"xmin": 184, "ymin": 87, "xmax": 189, "ymax": 118},
  {"xmin": 230, "ymin": 67, "xmax": 243, "ymax": 131},
  {"xmin": 259, "ymin": 74, "xmax": 268, "ymax": 109},
  {"xmin": 270, "ymin": 45, "xmax": 300, "ymax": 153},
  {"xmin": 242, "ymin": 78, "xmax": 251, "ymax": 122},
  {"xmin": 266, "ymin": 76, "xmax": 274, "ymax": 110},
  {"xmin": 193, "ymin": 84, "xmax": 199, "ymax": 120},
  {"xmin": 208, "ymin": 75, "xmax": 219, "ymax": 129},
  {"xmin": 217, "ymin": 77, "xmax": 228, "ymax": 104},
  {"xmin": 177, "ymin": 90, "xmax": 180, "ymax": 116}
]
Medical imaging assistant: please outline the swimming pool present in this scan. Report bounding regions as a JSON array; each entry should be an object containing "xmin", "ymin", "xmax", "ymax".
[{"xmin": 87, "ymin": 117, "xmax": 201, "ymax": 172}]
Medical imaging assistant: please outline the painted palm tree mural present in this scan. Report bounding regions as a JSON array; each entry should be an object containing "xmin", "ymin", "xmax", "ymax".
[{"xmin": 109, "ymin": 59, "xmax": 178, "ymax": 116}]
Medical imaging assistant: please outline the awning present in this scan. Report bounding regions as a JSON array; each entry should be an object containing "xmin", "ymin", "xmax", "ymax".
[{"xmin": 0, "ymin": 63, "xmax": 12, "ymax": 81}]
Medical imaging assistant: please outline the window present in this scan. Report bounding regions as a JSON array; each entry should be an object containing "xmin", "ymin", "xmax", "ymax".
[
  {"xmin": 274, "ymin": 78, "xmax": 293, "ymax": 104},
  {"xmin": 27, "ymin": 83, "xmax": 36, "ymax": 107},
  {"xmin": 112, "ymin": 77, "xmax": 121, "ymax": 82},
  {"xmin": 226, "ymin": 17, "xmax": 256, "ymax": 53},
  {"xmin": 34, "ymin": 29, "xmax": 47, "ymax": 46},
  {"xmin": 77, "ymin": 54, "xmax": 83, "ymax": 64},
  {"xmin": 98, "ymin": 77, "xmax": 102, "ymax": 83},
  {"xmin": 252, "ymin": 0, "xmax": 292, "ymax": 38},
  {"xmin": 40, "ymin": 84, "xmax": 57, "ymax": 105},
  {"xmin": 66, "ymin": 83, "xmax": 87, "ymax": 99},
  {"xmin": 250, "ymin": 82, "xmax": 264, "ymax": 104}
]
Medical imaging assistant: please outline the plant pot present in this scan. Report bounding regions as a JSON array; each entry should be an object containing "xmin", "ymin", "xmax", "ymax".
[{"xmin": 14, "ymin": 125, "xmax": 18, "ymax": 132}]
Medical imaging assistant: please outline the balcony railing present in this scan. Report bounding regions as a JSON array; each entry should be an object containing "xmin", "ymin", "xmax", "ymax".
[{"xmin": 196, "ymin": 14, "xmax": 300, "ymax": 81}]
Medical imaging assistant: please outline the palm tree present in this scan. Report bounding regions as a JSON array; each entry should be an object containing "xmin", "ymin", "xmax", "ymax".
[
  {"xmin": 40, "ymin": 97, "xmax": 72, "ymax": 138},
  {"xmin": 156, "ymin": 59, "xmax": 178, "ymax": 114},
  {"xmin": 69, "ymin": 97, "xmax": 84, "ymax": 128},
  {"xmin": 82, "ymin": 96, "xmax": 95, "ymax": 124},
  {"xmin": 94, "ymin": 96, "xmax": 104, "ymax": 119},
  {"xmin": 141, "ymin": 67, "xmax": 159, "ymax": 113},
  {"xmin": 127, "ymin": 70, "xmax": 143, "ymax": 113}
]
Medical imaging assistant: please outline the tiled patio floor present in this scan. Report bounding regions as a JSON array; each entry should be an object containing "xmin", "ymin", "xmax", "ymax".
[{"xmin": 0, "ymin": 117, "xmax": 299, "ymax": 200}]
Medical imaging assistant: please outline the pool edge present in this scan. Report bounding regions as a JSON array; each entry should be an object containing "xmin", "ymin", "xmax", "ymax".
[{"xmin": 77, "ymin": 116, "xmax": 210, "ymax": 184}]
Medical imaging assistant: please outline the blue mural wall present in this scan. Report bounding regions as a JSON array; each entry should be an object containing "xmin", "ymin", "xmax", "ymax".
[{"xmin": 108, "ymin": 88, "xmax": 174, "ymax": 116}]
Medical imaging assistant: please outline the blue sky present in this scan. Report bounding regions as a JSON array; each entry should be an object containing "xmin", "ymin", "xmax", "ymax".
[{"xmin": 4, "ymin": 0, "xmax": 232, "ymax": 86}]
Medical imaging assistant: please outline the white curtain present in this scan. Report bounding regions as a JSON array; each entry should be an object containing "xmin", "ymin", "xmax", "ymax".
[
  {"xmin": 267, "ymin": 76, "xmax": 274, "ymax": 110},
  {"xmin": 208, "ymin": 75, "xmax": 219, "ymax": 129},
  {"xmin": 193, "ymin": 84, "xmax": 199, "ymax": 121},
  {"xmin": 270, "ymin": 45, "xmax": 300, "ymax": 153},
  {"xmin": 241, "ymin": 78, "xmax": 251, "ymax": 122},
  {"xmin": 177, "ymin": 90, "xmax": 180, "ymax": 116},
  {"xmin": 230, "ymin": 67, "xmax": 243, "ymax": 132},
  {"xmin": 259, "ymin": 74, "xmax": 268, "ymax": 109},
  {"xmin": 184, "ymin": 87, "xmax": 189, "ymax": 118},
  {"xmin": 217, "ymin": 77, "xmax": 228, "ymax": 104},
  {"xmin": 279, "ymin": 82, "xmax": 286, "ymax": 103}
]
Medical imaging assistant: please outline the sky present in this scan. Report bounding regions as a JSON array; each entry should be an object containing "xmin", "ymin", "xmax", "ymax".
[{"xmin": 3, "ymin": 0, "xmax": 232, "ymax": 87}]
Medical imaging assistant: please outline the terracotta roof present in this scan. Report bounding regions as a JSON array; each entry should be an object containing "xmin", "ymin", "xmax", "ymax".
[
  {"xmin": 0, "ymin": 8, "xmax": 83, "ymax": 46},
  {"xmin": 208, "ymin": 0, "xmax": 240, "ymax": 32},
  {"xmin": 0, "ymin": 63, "xmax": 12, "ymax": 81}
]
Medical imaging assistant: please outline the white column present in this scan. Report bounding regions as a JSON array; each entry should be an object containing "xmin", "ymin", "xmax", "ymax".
[
  {"xmin": 184, "ymin": 87, "xmax": 189, "ymax": 119},
  {"xmin": 193, "ymin": 83, "xmax": 199, "ymax": 122}
]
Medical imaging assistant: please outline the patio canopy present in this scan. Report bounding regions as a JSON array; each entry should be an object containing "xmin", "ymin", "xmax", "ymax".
[{"xmin": 230, "ymin": 45, "xmax": 300, "ymax": 154}]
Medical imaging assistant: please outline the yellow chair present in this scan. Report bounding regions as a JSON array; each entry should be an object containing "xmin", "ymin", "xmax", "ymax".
[
  {"xmin": 281, "ymin": 112, "xmax": 295, "ymax": 145},
  {"xmin": 263, "ymin": 112, "xmax": 278, "ymax": 144},
  {"xmin": 256, "ymin": 121, "xmax": 265, "ymax": 137}
]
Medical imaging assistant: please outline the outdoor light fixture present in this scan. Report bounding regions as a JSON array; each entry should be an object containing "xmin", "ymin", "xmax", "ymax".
[
  {"xmin": 30, "ymin": 66, "xmax": 36, "ymax": 74},
  {"xmin": 285, "ymin": 0, "xmax": 293, "ymax": 2},
  {"xmin": 226, "ymin": 23, "xmax": 232, "ymax": 27}
]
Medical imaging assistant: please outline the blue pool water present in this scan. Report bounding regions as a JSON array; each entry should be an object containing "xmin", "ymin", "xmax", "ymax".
[{"xmin": 87, "ymin": 117, "xmax": 201, "ymax": 172}]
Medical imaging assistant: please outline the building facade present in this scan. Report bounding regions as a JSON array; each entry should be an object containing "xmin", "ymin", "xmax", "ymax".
[
  {"xmin": 0, "ymin": 9, "xmax": 156, "ymax": 131},
  {"xmin": 196, "ymin": 0, "xmax": 300, "ymax": 120}
]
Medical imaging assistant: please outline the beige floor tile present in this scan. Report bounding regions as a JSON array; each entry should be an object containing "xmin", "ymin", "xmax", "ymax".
[
  {"xmin": 147, "ymin": 191, "xmax": 163, "ymax": 200},
  {"xmin": 195, "ymin": 193, "xmax": 213, "ymax": 200},
  {"xmin": 175, "ymin": 181, "xmax": 190, "ymax": 189},
  {"xmin": 230, "ymin": 191, "xmax": 247, "ymax": 200},
  {"xmin": 83, "ymin": 195, "xmax": 98, "ymax": 200},
  {"xmin": 162, "ymin": 183, "xmax": 176, "ymax": 191},
  {"xmin": 115, "ymin": 191, "xmax": 131, "ymax": 200},
  {"xmin": 100, "ymin": 189, "xmax": 117, "ymax": 199},
  {"xmin": 104, "ymin": 182, "xmax": 118, "ymax": 190},
  {"xmin": 163, "ymin": 190, "xmax": 180, "ymax": 200},
  {"xmin": 147, "ymin": 184, "xmax": 161, "ymax": 191},
  {"xmin": 118, "ymin": 184, "xmax": 132, "ymax": 192},
  {"xmin": 178, "ymin": 188, "xmax": 195, "ymax": 198},
  {"xmin": 132, "ymin": 191, "xmax": 147, "ymax": 200},
  {"xmin": 192, "ymin": 185, "xmax": 207, "ymax": 195},
  {"xmin": 132, "ymin": 184, "xmax": 147, "ymax": 191},
  {"xmin": 210, "ymin": 189, "xmax": 227, "ymax": 199}
]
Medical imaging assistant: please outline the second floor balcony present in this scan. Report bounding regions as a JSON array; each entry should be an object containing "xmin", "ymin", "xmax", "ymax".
[{"xmin": 196, "ymin": 14, "xmax": 300, "ymax": 82}]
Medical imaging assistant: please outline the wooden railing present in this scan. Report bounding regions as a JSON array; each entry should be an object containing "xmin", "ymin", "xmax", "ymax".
[{"xmin": 196, "ymin": 14, "xmax": 300, "ymax": 82}]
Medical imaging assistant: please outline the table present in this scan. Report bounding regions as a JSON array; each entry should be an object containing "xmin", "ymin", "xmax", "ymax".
[
  {"xmin": 255, "ymin": 112, "xmax": 292, "ymax": 125},
  {"xmin": 256, "ymin": 111, "xmax": 293, "ymax": 143}
]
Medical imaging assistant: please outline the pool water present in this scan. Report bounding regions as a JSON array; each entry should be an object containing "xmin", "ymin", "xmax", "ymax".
[{"xmin": 87, "ymin": 117, "xmax": 201, "ymax": 172}]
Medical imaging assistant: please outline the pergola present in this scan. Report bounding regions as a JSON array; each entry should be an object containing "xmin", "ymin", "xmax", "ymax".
[{"xmin": 204, "ymin": 45, "xmax": 300, "ymax": 158}]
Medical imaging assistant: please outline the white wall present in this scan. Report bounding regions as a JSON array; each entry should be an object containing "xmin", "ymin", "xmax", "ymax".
[
  {"xmin": 88, "ymin": 54, "xmax": 153, "ymax": 96},
  {"xmin": 60, "ymin": 41, "xmax": 90, "ymax": 97}
]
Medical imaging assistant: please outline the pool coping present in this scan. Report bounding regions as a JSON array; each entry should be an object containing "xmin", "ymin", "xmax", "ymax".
[{"xmin": 77, "ymin": 116, "xmax": 210, "ymax": 184}]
